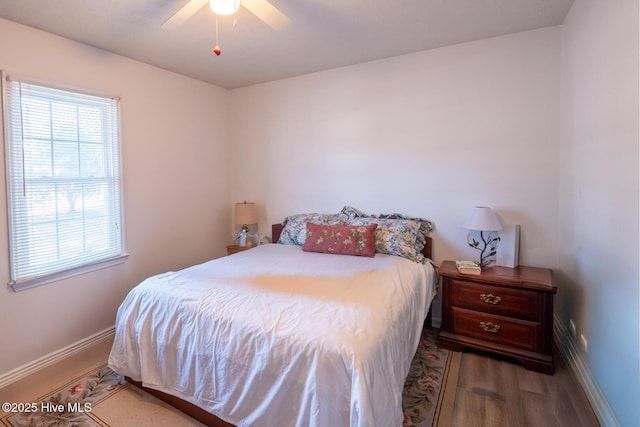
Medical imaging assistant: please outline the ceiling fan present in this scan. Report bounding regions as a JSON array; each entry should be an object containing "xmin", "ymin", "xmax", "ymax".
[{"xmin": 162, "ymin": 0, "xmax": 291, "ymax": 31}]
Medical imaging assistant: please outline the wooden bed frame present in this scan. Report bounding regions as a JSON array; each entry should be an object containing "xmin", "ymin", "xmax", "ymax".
[{"xmin": 126, "ymin": 224, "xmax": 434, "ymax": 427}]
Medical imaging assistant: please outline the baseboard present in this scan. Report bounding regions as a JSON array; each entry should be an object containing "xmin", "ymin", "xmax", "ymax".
[
  {"xmin": 553, "ymin": 315, "xmax": 620, "ymax": 427},
  {"xmin": 0, "ymin": 326, "xmax": 115, "ymax": 390},
  {"xmin": 431, "ymin": 315, "xmax": 442, "ymax": 329}
]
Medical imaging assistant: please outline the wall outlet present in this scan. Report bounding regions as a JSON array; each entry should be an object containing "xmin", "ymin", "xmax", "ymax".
[
  {"xmin": 569, "ymin": 319, "xmax": 577, "ymax": 337},
  {"xmin": 580, "ymin": 334, "xmax": 588, "ymax": 352}
]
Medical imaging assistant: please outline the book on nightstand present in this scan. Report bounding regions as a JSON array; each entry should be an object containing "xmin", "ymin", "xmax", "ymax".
[{"xmin": 455, "ymin": 260, "xmax": 481, "ymax": 275}]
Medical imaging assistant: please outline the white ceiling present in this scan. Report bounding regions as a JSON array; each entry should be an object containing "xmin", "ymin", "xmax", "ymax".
[{"xmin": 0, "ymin": 0, "xmax": 574, "ymax": 89}]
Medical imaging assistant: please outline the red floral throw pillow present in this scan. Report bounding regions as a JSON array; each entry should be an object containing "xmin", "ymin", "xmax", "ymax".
[{"xmin": 302, "ymin": 223, "xmax": 377, "ymax": 257}]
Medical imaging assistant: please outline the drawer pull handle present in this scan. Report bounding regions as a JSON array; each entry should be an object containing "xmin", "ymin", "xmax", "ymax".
[
  {"xmin": 479, "ymin": 321, "xmax": 500, "ymax": 333},
  {"xmin": 480, "ymin": 293, "xmax": 502, "ymax": 305}
]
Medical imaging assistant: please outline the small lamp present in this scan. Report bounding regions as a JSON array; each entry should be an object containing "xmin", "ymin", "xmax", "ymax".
[
  {"xmin": 234, "ymin": 201, "xmax": 258, "ymax": 247},
  {"xmin": 463, "ymin": 206, "xmax": 502, "ymax": 267}
]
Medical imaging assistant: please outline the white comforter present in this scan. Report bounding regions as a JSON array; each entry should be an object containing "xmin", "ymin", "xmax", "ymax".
[{"xmin": 108, "ymin": 243, "xmax": 436, "ymax": 427}]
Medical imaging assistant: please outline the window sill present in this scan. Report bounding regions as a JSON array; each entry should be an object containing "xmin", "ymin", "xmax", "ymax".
[{"xmin": 9, "ymin": 253, "xmax": 130, "ymax": 292}]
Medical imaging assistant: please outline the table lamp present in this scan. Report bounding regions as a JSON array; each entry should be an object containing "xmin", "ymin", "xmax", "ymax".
[
  {"xmin": 463, "ymin": 206, "xmax": 502, "ymax": 267},
  {"xmin": 234, "ymin": 201, "xmax": 258, "ymax": 247}
]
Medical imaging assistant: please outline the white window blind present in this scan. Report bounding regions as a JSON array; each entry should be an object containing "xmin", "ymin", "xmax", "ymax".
[{"xmin": 4, "ymin": 78, "xmax": 125, "ymax": 291}]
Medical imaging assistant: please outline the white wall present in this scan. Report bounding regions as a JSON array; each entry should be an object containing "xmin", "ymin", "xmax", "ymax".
[
  {"xmin": 3, "ymin": 4, "xmax": 637, "ymax": 424},
  {"xmin": 559, "ymin": 0, "xmax": 639, "ymax": 425},
  {"xmin": 0, "ymin": 19, "xmax": 231, "ymax": 375},
  {"xmin": 230, "ymin": 26, "xmax": 561, "ymax": 284}
]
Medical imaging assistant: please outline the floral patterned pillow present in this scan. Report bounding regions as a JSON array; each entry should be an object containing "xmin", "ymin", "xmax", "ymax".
[
  {"xmin": 348, "ymin": 217, "xmax": 427, "ymax": 263},
  {"xmin": 277, "ymin": 213, "xmax": 345, "ymax": 246},
  {"xmin": 302, "ymin": 223, "xmax": 377, "ymax": 257},
  {"xmin": 340, "ymin": 206, "xmax": 434, "ymax": 236},
  {"xmin": 340, "ymin": 205, "xmax": 368, "ymax": 220},
  {"xmin": 377, "ymin": 212, "xmax": 434, "ymax": 235}
]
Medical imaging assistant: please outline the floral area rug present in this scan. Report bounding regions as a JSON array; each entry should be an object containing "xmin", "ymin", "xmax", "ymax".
[
  {"xmin": 1, "ymin": 366, "xmax": 125, "ymax": 427},
  {"xmin": 402, "ymin": 332, "xmax": 450, "ymax": 427},
  {"xmin": 2, "ymin": 333, "xmax": 449, "ymax": 427}
]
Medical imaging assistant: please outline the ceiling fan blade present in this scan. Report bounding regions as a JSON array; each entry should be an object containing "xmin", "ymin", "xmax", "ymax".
[
  {"xmin": 242, "ymin": 0, "xmax": 291, "ymax": 30},
  {"xmin": 162, "ymin": 0, "xmax": 209, "ymax": 30}
]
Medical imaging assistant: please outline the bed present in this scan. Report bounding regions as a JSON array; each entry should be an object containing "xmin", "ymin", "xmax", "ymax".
[{"xmin": 108, "ymin": 216, "xmax": 437, "ymax": 427}]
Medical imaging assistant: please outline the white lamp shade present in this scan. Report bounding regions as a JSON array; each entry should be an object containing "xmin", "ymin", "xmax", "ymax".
[
  {"xmin": 210, "ymin": 0, "xmax": 240, "ymax": 15},
  {"xmin": 463, "ymin": 206, "xmax": 502, "ymax": 231},
  {"xmin": 234, "ymin": 202, "xmax": 258, "ymax": 225}
]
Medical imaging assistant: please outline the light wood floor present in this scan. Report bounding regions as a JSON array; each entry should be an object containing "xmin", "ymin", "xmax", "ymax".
[{"xmin": 447, "ymin": 348, "xmax": 600, "ymax": 427}]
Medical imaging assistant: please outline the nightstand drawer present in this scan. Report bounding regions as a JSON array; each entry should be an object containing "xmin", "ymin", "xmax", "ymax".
[
  {"xmin": 450, "ymin": 279, "xmax": 538, "ymax": 321},
  {"xmin": 451, "ymin": 307, "xmax": 539, "ymax": 352}
]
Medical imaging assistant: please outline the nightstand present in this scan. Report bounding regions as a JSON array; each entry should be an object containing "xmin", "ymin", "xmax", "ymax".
[
  {"xmin": 226, "ymin": 244, "xmax": 255, "ymax": 255},
  {"xmin": 438, "ymin": 260, "xmax": 556, "ymax": 374}
]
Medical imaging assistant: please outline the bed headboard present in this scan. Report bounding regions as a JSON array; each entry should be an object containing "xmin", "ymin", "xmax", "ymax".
[{"xmin": 271, "ymin": 223, "xmax": 433, "ymax": 260}]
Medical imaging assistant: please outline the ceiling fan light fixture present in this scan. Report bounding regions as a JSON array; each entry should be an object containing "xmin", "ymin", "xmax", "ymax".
[{"xmin": 210, "ymin": 0, "xmax": 241, "ymax": 16}]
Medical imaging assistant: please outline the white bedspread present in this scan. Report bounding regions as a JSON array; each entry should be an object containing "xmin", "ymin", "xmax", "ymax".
[{"xmin": 108, "ymin": 243, "xmax": 436, "ymax": 427}]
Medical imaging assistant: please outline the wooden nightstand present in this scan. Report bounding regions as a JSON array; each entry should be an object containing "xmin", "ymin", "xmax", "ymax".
[
  {"xmin": 438, "ymin": 260, "xmax": 556, "ymax": 374},
  {"xmin": 226, "ymin": 244, "xmax": 255, "ymax": 255}
]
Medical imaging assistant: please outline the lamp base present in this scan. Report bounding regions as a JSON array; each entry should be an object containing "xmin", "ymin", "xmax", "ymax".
[
  {"xmin": 238, "ymin": 223, "xmax": 251, "ymax": 247},
  {"xmin": 467, "ymin": 230, "xmax": 500, "ymax": 268}
]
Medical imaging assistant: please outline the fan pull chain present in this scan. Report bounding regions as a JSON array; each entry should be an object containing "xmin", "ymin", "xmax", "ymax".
[{"xmin": 213, "ymin": 14, "xmax": 221, "ymax": 56}]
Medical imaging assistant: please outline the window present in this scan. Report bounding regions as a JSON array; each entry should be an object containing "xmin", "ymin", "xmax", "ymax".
[{"xmin": 3, "ymin": 77, "xmax": 125, "ymax": 291}]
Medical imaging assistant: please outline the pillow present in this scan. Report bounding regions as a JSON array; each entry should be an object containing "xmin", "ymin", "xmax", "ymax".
[
  {"xmin": 340, "ymin": 205, "xmax": 368, "ymax": 220},
  {"xmin": 348, "ymin": 217, "xmax": 426, "ymax": 263},
  {"xmin": 302, "ymin": 223, "xmax": 377, "ymax": 257},
  {"xmin": 277, "ymin": 213, "xmax": 344, "ymax": 246},
  {"xmin": 340, "ymin": 206, "xmax": 434, "ymax": 235},
  {"xmin": 377, "ymin": 212, "xmax": 434, "ymax": 235}
]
